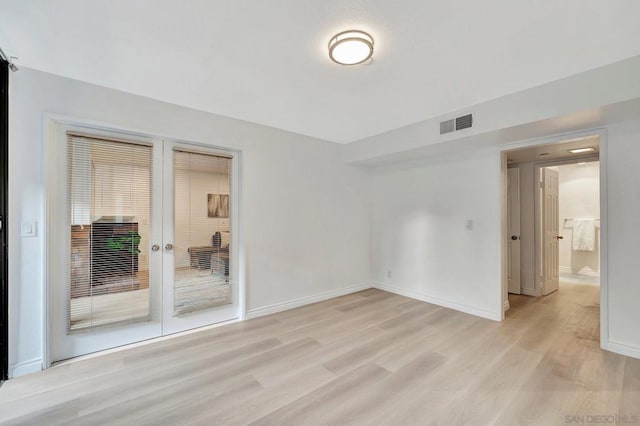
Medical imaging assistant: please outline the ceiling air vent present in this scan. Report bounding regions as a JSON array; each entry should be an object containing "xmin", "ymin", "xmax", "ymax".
[
  {"xmin": 455, "ymin": 114, "xmax": 473, "ymax": 131},
  {"xmin": 440, "ymin": 114, "xmax": 473, "ymax": 135},
  {"xmin": 440, "ymin": 119, "xmax": 455, "ymax": 135}
]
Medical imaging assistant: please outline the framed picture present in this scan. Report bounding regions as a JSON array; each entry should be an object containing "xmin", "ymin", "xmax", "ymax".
[{"xmin": 207, "ymin": 194, "xmax": 229, "ymax": 218}]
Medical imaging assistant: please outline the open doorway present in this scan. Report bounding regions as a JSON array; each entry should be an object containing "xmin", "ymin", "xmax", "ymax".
[
  {"xmin": 547, "ymin": 161, "xmax": 600, "ymax": 287},
  {"xmin": 502, "ymin": 133, "xmax": 603, "ymax": 332}
]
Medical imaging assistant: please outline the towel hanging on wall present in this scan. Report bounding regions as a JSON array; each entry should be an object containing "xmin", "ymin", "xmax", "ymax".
[{"xmin": 572, "ymin": 219, "xmax": 596, "ymax": 251}]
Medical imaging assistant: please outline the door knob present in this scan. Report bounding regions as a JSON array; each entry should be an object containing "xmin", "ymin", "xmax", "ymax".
[
  {"xmin": 556, "ymin": 236, "xmax": 564, "ymax": 240},
  {"xmin": 511, "ymin": 235, "xmax": 519, "ymax": 241},
  {"xmin": 151, "ymin": 244, "xmax": 160, "ymax": 252},
  {"xmin": 165, "ymin": 243, "xmax": 174, "ymax": 251}
]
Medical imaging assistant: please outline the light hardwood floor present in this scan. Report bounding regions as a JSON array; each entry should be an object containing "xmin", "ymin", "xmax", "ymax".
[{"xmin": 1, "ymin": 282, "xmax": 639, "ymax": 425}]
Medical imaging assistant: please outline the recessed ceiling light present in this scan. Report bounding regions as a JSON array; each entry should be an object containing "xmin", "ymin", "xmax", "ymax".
[
  {"xmin": 328, "ymin": 30, "xmax": 374, "ymax": 65},
  {"xmin": 568, "ymin": 147, "xmax": 596, "ymax": 154}
]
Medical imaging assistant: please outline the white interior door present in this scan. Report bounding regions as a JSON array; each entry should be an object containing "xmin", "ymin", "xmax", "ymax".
[
  {"xmin": 507, "ymin": 168, "xmax": 521, "ymax": 294},
  {"xmin": 542, "ymin": 167, "xmax": 560, "ymax": 295},
  {"xmin": 51, "ymin": 128, "xmax": 163, "ymax": 362},
  {"xmin": 161, "ymin": 142, "xmax": 239, "ymax": 335}
]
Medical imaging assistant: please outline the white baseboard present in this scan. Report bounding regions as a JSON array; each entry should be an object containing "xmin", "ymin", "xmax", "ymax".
[
  {"xmin": 604, "ymin": 340, "xmax": 640, "ymax": 360},
  {"xmin": 10, "ymin": 358, "xmax": 43, "ymax": 378},
  {"xmin": 503, "ymin": 300, "xmax": 510, "ymax": 311},
  {"xmin": 373, "ymin": 282, "xmax": 501, "ymax": 321},
  {"xmin": 245, "ymin": 282, "xmax": 373, "ymax": 320},
  {"xmin": 559, "ymin": 266, "xmax": 600, "ymax": 277}
]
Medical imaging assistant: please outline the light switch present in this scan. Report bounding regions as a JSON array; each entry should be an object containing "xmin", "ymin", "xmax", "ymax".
[{"xmin": 21, "ymin": 221, "xmax": 37, "ymax": 237}]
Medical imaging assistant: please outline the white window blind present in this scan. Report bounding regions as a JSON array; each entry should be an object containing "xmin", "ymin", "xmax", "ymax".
[
  {"xmin": 67, "ymin": 133, "xmax": 152, "ymax": 332},
  {"xmin": 174, "ymin": 150, "xmax": 232, "ymax": 316}
]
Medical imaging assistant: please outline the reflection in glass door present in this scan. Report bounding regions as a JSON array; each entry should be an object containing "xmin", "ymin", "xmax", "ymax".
[{"xmin": 163, "ymin": 144, "xmax": 238, "ymax": 335}]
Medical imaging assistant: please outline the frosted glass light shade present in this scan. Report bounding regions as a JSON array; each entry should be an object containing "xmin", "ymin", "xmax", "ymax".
[{"xmin": 328, "ymin": 30, "xmax": 374, "ymax": 65}]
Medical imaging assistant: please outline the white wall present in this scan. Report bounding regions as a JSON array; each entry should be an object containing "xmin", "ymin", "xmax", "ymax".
[
  {"xmin": 371, "ymin": 151, "xmax": 502, "ymax": 320},
  {"xmin": 8, "ymin": 68, "xmax": 372, "ymax": 377},
  {"xmin": 368, "ymin": 119, "xmax": 640, "ymax": 359},
  {"xmin": 9, "ymin": 67, "xmax": 640, "ymax": 377},
  {"xmin": 557, "ymin": 162, "xmax": 600, "ymax": 276},
  {"xmin": 606, "ymin": 119, "xmax": 640, "ymax": 356},
  {"xmin": 344, "ymin": 56, "xmax": 640, "ymax": 164}
]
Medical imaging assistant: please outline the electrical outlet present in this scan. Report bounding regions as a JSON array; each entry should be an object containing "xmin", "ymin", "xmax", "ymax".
[
  {"xmin": 387, "ymin": 270, "xmax": 392, "ymax": 278},
  {"xmin": 465, "ymin": 219, "xmax": 474, "ymax": 230}
]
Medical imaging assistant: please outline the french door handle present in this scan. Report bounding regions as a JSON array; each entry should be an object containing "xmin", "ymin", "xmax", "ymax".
[
  {"xmin": 165, "ymin": 243, "xmax": 174, "ymax": 251},
  {"xmin": 151, "ymin": 244, "xmax": 160, "ymax": 252}
]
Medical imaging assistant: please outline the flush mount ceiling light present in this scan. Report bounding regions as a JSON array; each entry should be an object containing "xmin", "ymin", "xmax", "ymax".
[
  {"xmin": 568, "ymin": 147, "xmax": 596, "ymax": 154},
  {"xmin": 328, "ymin": 30, "xmax": 374, "ymax": 65}
]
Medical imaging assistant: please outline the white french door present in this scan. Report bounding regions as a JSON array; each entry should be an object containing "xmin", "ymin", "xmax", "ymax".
[
  {"xmin": 50, "ymin": 124, "xmax": 239, "ymax": 362},
  {"xmin": 162, "ymin": 142, "xmax": 239, "ymax": 335}
]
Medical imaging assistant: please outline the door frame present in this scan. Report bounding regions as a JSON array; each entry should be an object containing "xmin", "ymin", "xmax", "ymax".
[
  {"xmin": 506, "ymin": 167, "xmax": 521, "ymax": 296},
  {"xmin": 499, "ymin": 127, "xmax": 608, "ymax": 350},
  {"xmin": 0, "ymin": 58, "xmax": 8, "ymax": 381},
  {"xmin": 43, "ymin": 114, "xmax": 245, "ymax": 368}
]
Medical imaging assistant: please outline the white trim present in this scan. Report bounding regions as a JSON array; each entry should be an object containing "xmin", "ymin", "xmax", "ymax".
[
  {"xmin": 42, "ymin": 116, "xmax": 54, "ymax": 369},
  {"xmin": 53, "ymin": 318, "xmax": 241, "ymax": 367},
  {"xmin": 9, "ymin": 358, "xmax": 43, "ymax": 378},
  {"xmin": 604, "ymin": 340, "xmax": 640, "ymax": 360},
  {"xmin": 500, "ymin": 153, "xmax": 508, "ymax": 320},
  {"xmin": 503, "ymin": 300, "xmax": 510, "ymax": 312},
  {"xmin": 498, "ymin": 127, "xmax": 606, "ymax": 152},
  {"xmin": 374, "ymin": 282, "xmax": 501, "ymax": 321},
  {"xmin": 521, "ymin": 288, "xmax": 539, "ymax": 297},
  {"xmin": 245, "ymin": 283, "xmax": 373, "ymax": 320},
  {"xmin": 559, "ymin": 266, "xmax": 600, "ymax": 277},
  {"xmin": 599, "ymin": 129, "xmax": 610, "ymax": 350}
]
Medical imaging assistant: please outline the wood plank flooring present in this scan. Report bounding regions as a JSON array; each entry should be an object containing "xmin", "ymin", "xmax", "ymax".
[{"xmin": 1, "ymin": 282, "xmax": 639, "ymax": 425}]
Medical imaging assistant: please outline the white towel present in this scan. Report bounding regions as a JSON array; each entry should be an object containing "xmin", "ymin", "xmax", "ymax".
[{"xmin": 572, "ymin": 219, "xmax": 596, "ymax": 251}]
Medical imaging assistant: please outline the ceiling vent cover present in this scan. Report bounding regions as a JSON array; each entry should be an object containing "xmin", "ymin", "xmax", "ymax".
[
  {"xmin": 440, "ymin": 114, "xmax": 473, "ymax": 135},
  {"xmin": 440, "ymin": 119, "xmax": 455, "ymax": 135},
  {"xmin": 455, "ymin": 114, "xmax": 473, "ymax": 131}
]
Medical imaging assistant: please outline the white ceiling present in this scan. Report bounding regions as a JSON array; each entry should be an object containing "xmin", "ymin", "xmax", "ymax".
[
  {"xmin": 2, "ymin": 1, "xmax": 640, "ymax": 143},
  {"xmin": 506, "ymin": 135, "xmax": 600, "ymax": 164}
]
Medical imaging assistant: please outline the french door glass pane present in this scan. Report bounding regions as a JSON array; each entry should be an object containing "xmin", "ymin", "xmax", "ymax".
[
  {"xmin": 174, "ymin": 150, "xmax": 231, "ymax": 316},
  {"xmin": 68, "ymin": 134, "xmax": 152, "ymax": 332}
]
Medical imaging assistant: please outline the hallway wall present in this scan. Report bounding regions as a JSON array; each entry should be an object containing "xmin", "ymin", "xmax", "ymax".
[{"xmin": 558, "ymin": 162, "xmax": 600, "ymax": 276}]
